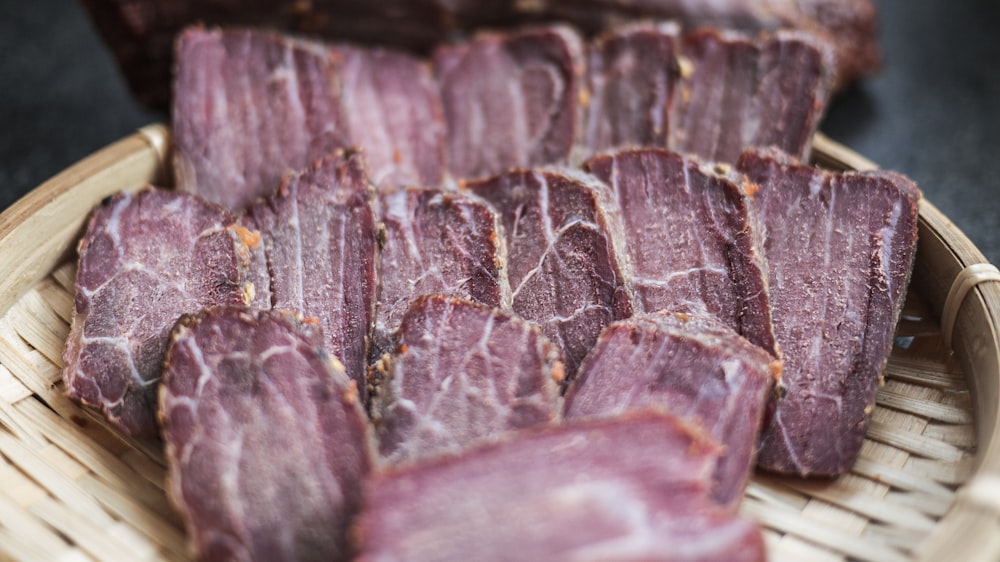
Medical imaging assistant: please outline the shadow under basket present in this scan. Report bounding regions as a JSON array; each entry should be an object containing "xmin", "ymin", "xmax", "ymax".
[{"xmin": 0, "ymin": 125, "xmax": 998, "ymax": 561}]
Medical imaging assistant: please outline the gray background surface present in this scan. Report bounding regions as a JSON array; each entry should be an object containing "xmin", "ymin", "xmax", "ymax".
[{"xmin": 2, "ymin": 0, "xmax": 998, "ymax": 263}]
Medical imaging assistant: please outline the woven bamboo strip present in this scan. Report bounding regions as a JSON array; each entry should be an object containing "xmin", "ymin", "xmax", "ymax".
[
  {"xmin": 849, "ymin": 457, "xmax": 953, "ymax": 498},
  {"xmin": 885, "ymin": 357, "xmax": 964, "ymax": 390},
  {"xmin": 865, "ymin": 421, "xmax": 967, "ymax": 461},
  {"xmin": 875, "ymin": 389, "xmax": 973, "ymax": 424}
]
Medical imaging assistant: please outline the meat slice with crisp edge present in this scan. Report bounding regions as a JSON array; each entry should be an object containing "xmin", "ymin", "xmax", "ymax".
[
  {"xmin": 160, "ymin": 307, "xmax": 372, "ymax": 561},
  {"xmin": 62, "ymin": 187, "xmax": 255, "ymax": 437},
  {"xmin": 737, "ymin": 147, "xmax": 920, "ymax": 476},
  {"xmin": 372, "ymin": 295, "xmax": 562, "ymax": 465}
]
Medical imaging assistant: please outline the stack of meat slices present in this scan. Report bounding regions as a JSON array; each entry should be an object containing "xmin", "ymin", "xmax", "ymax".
[{"xmin": 61, "ymin": 16, "xmax": 920, "ymax": 562}]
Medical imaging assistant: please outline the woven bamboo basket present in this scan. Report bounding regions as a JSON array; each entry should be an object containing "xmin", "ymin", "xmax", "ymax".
[{"xmin": 0, "ymin": 124, "xmax": 997, "ymax": 561}]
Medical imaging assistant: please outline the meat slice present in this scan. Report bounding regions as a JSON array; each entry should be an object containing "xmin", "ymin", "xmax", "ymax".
[
  {"xmin": 61, "ymin": 188, "xmax": 254, "ymax": 437},
  {"xmin": 174, "ymin": 28, "xmax": 446, "ymax": 210},
  {"xmin": 583, "ymin": 21, "xmax": 680, "ymax": 153},
  {"xmin": 434, "ymin": 25, "xmax": 584, "ymax": 181},
  {"xmin": 244, "ymin": 151, "xmax": 378, "ymax": 397},
  {"xmin": 585, "ymin": 148, "xmax": 777, "ymax": 357},
  {"xmin": 161, "ymin": 307, "xmax": 371, "ymax": 561},
  {"xmin": 670, "ymin": 28, "xmax": 834, "ymax": 163},
  {"xmin": 173, "ymin": 27, "xmax": 349, "ymax": 210},
  {"xmin": 355, "ymin": 412, "xmax": 766, "ymax": 562},
  {"xmin": 564, "ymin": 312, "xmax": 780, "ymax": 506},
  {"xmin": 737, "ymin": 147, "xmax": 921, "ymax": 476},
  {"xmin": 375, "ymin": 188, "xmax": 509, "ymax": 356},
  {"xmin": 372, "ymin": 296, "xmax": 562, "ymax": 465},
  {"xmin": 335, "ymin": 45, "xmax": 447, "ymax": 189},
  {"xmin": 466, "ymin": 169, "xmax": 633, "ymax": 377}
]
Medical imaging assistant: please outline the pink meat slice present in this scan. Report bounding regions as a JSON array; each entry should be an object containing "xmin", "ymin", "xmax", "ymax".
[
  {"xmin": 161, "ymin": 307, "xmax": 371, "ymax": 561},
  {"xmin": 243, "ymin": 151, "xmax": 378, "ymax": 397},
  {"xmin": 670, "ymin": 28, "xmax": 834, "ymax": 163},
  {"xmin": 737, "ymin": 147, "xmax": 921, "ymax": 476},
  {"xmin": 585, "ymin": 148, "xmax": 777, "ymax": 357},
  {"xmin": 372, "ymin": 295, "xmax": 562, "ymax": 465},
  {"xmin": 434, "ymin": 25, "xmax": 584, "ymax": 181},
  {"xmin": 564, "ymin": 312, "xmax": 780, "ymax": 506},
  {"xmin": 466, "ymin": 169, "xmax": 633, "ymax": 378},
  {"xmin": 61, "ymin": 187, "xmax": 254, "ymax": 437},
  {"xmin": 355, "ymin": 412, "xmax": 765, "ymax": 562},
  {"xmin": 374, "ymin": 187, "xmax": 510, "ymax": 356},
  {"xmin": 584, "ymin": 21, "xmax": 680, "ymax": 153}
]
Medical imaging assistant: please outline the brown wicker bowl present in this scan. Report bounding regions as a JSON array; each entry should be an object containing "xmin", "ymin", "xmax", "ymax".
[{"xmin": 0, "ymin": 126, "xmax": 996, "ymax": 561}]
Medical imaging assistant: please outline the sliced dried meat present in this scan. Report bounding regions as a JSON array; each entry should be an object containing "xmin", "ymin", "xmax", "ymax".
[
  {"xmin": 583, "ymin": 21, "xmax": 680, "ymax": 154},
  {"xmin": 174, "ymin": 28, "xmax": 446, "ymax": 210},
  {"xmin": 586, "ymin": 148, "xmax": 777, "ymax": 356},
  {"xmin": 737, "ymin": 147, "xmax": 920, "ymax": 476},
  {"xmin": 61, "ymin": 188, "xmax": 254, "ymax": 437},
  {"xmin": 564, "ymin": 312, "xmax": 780, "ymax": 505},
  {"xmin": 375, "ymin": 188, "xmax": 509, "ymax": 356},
  {"xmin": 434, "ymin": 26, "xmax": 584, "ymax": 181},
  {"xmin": 466, "ymin": 169, "xmax": 633, "ymax": 377},
  {"xmin": 335, "ymin": 45, "xmax": 447, "ymax": 189},
  {"xmin": 161, "ymin": 307, "xmax": 371, "ymax": 561},
  {"xmin": 670, "ymin": 28, "xmax": 835, "ymax": 163},
  {"xmin": 355, "ymin": 412, "xmax": 765, "ymax": 562},
  {"xmin": 243, "ymin": 151, "xmax": 378, "ymax": 397},
  {"xmin": 173, "ymin": 27, "xmax": 349, "ymax": 210},
  {"xmin": 372, "ymin": 295, "xmax": 562, "ymax": 465}
]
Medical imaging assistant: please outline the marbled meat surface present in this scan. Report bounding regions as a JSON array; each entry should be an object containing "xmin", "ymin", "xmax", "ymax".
[
  {"xmin": 564, "ymin": 312, "xmax": 780, "ymax": 505},
  {"xmin": 434, "ymin": 25, "xmax": 584, "ymax": 181},
  {"xmin": 670, "ymin": 28, "xmax": 834, "ymax": 163},
  {"xmin": 243, "ymin": 151, "xmax": 378, "ymax": 397},
  {"xmin": 62, "ymin": 187, "xmax": 254, "ymax": 437},
  {"xmin": 173, "ymin": 27, "xmax": 348, "ymax": 210},
  {"xmin": 583, "ymin": 21, "xmax": 680, "ymax": 154},
  {"xmin": 375, "ymin": 188, "xmax": 510, "ymax": 356},
  {"xmin": 738, "ymin": 147, "xmax": 920, "ymax": 476},
  {"xmin": 371, "ymin": 295, "xmax": 562, "ymax": 465},
  {"xmin": 161, "ymin": 307, "xmax": 371, "ymax": 561},
  {"xmin": 355, "ymin": 412, "xmax": 765, "ymax": 562},
  {"xmin": 467, "ymin": 169, "xmax": 633, "ymax": 377},
  {"xmin": 586, "ymin": 148, "xmax": 777, "ymax": 357}
]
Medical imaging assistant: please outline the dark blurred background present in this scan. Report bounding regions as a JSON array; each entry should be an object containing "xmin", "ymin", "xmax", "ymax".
[{"xmin": 1, "ymin": 0, "xmax": 998, "ymax": 263}]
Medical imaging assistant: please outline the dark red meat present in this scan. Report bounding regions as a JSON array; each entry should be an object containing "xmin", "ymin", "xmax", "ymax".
[
  {"xmin": 737, "ymin": 147, "xmax": 920, "ymax": 476},
  {"xmin": 586, "ymin": 148, "xmax": 777, "ymax": 357},
  {"xmin": 61, "ymin": 187, "xmax": 255, "ymax": 437},
  {"xmin": 372, "ymin": 295, "xmax": 562, "ymax": 465},
  {"xmin": 161, "ymin": 307, "xmax": 371, "ymax": 561},
  {"xmin": 243, "ymin": 151, "xmax": 378, "ymax": 396},
  {"xmin": 467, "ymin": 169, "xmax": 633, "ymax": 377},
  {"xmin": 564, "ymin": 312, "xmax": 780, "ymax": 505}
]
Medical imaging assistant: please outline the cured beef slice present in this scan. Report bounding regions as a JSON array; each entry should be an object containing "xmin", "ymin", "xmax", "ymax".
[
  {"xmin": 586, "ymin": 148, "xmax": 777, "ymax": 357},
  {"xmin": 375, "ymin": 188, "xmax": 509, "ymax": 355},
  {"xmin": 334, "ymin": 45, "xmax": 447, "ymax": 189},
  {"xmin": 737, "ymin": 147, "xmax": 920, "ymax": 476},
  {"xmin": 173, "ymin": 27, "xmax": 349, "ymax": 210},
  {"xmin": 434, "ymin": 26, "xmax": 584, "ymax": 181},
  {"xmin": 467, "ymin": 169, "xmax": 633, "ymax": 377},
  {"xmin": 61, "ymin": 187, "xmax": 254, "ymax": 437},
  {"xmin": 84, "ymin": 0, "xmax": 876, "ymax": 109},
  {"xmin": 372, "ymin": 296, "xmax": 562, "ymax": 465},
  {"xmin": 161, "ymin": 307, "xmax": 371, "ymax": 561},
  {"xmin": 355, "ymin": 412, "xmax": 766, "ymax": 562},
  {"xmin": 564, "ymin": 312, "xmax": 780, "ymax": 506},
  {"xmin": 670, "ymin": 28, "xmax": 834, "ymax": 163},
  {"xmin": 244, "ymin": 151, "xmax": 378, "ymax": 397},
  {"xmin": 174, "ymin": 28, "xmax": 446, "ymax": 210},
  {"xmin": 583, "ymin": 21, "xmax": 680, "ymax": 153}
]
